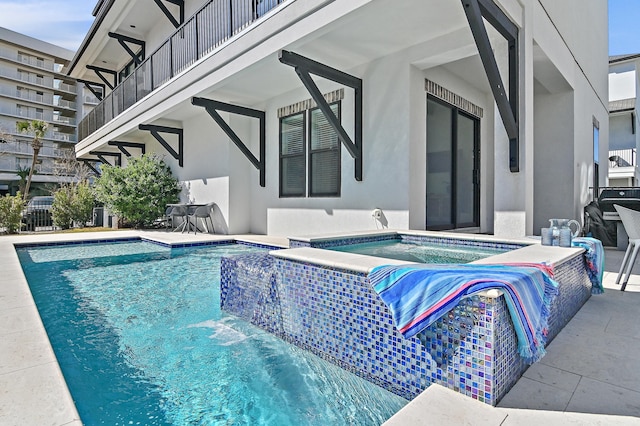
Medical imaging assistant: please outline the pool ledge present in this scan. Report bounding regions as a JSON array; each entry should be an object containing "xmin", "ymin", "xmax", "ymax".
[
  {"xmin": 270, "ymin": 243, "xmax": 584, "ymax": 275},
  {"xmin": 270, "ymin": 246, "xmax": 408, "ymax": 274}
]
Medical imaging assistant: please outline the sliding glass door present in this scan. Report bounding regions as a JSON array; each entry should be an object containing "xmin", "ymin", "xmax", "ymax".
[{"xmin": 426, "ymin": 96, "xmax": 479, "ymax": 230}]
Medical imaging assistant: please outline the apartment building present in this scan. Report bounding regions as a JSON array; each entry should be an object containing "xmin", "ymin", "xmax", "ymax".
[
  {"xmin": 0, "ymin": 27, "xmax": 79, "ymax": 196},
  {"xmin": 69, "ymin": 0, "xmax": 608, "ymax": 237},
  {"xmin": 608, "ymin": 54, "xmax": 640, "ymax": 187}
]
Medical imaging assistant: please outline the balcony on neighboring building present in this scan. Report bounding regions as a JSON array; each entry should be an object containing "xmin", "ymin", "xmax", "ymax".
[
  {"xmin": 0, "ymin": 86, "xmax": 76, "ymax": 111},
  {"xmin": 0, "ymin": 139, "xmax": 63, "ymax": 160},
  {"xmin": 0, "ymin": 67, "xmax": 77, "ymax": 94},
  {"xmin": 0, "ymin": 47, "xmax": 57, "ymax": 73},
  {"xmin": 0, "ymin": 105, "xmax": 77, "ymax": 126},
  {"xmin": 78, "ymin": 0, "xmax": 286, "ymax": 141},
  {"xmin": 608, "ymin": 148, "xmax": 639, "ymax": 187}
]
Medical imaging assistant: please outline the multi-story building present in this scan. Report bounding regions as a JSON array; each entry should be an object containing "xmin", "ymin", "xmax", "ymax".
[
  {"xmin": 608, "ymin": 53, "xmax": 640, "ymax": 187},
  {"xmin": 0, "ymin": 27, "xmax": 78, "ymax": 196},
  {"xmin": 69, "ymin": 0, "xmax": 608, "ymax": 237}
]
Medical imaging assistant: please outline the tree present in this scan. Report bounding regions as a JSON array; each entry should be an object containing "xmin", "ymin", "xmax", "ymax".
[
  {"xmin": 94, "ymin": 154, "xmax": 180, "ymax": 228},
  {"xmin": 0, "ymin": 192, "xmax": 25, "ymax": 234},
  {"xmin": 15, "ymin": 166, "xmax": 31, "ymax": 194},
  {"xmin": 16, "ymin": 119, "xmax": 48, "ymax": 200},
  {"xmin": 51, "ymin": 181, "xmax": 94, "ymax": 229},
  {"xmin": 50, "ymin": 149, "xmax": 95, "ymax": 229}
]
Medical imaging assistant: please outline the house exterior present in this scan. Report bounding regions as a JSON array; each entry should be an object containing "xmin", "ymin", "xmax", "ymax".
[
  {"xmin": 69, "ymin": 0, "xmax": 608, "ymax": 237},
  {"xmin": 0, "ymin": 27, "xmax": 79, "ymax": 196},
  {"xmin": 608, "ymin": 53, "xmax": 640, "ymax": 187}
]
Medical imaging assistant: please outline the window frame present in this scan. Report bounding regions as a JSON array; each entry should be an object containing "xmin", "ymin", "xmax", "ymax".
[
  {"xmin": 308, "ymin": 102, "xmax": 342, "ymax": 198},
  {"xmin": 278, "ymin": 100, "xmax": 342, "ymax": 198},
  {"xmin": 279, "ymin": 110, "xmax": 307, "ymax": 198}
]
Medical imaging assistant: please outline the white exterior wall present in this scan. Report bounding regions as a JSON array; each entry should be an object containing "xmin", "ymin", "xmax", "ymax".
[
  {"xmin": 528, "ymin": 0, "xmax": 608, "ymax": 235},
  {"xmin": 72, "ymin": 0, "xmax": 607, "ymax": 238},
  {"xmin": 252, "ymin": 52, "xmax": 412, "ymax": 236},
  {"xmin": 609, "ymin": 66, "xmax": 636, "ymax": 102},
  {"xmin": 609, "ymin": 114, "xmax": 635, "ymax": 151}
]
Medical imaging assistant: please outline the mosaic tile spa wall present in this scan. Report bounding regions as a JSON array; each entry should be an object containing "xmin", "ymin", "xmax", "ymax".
[{"xmin": 221, "ymin": 252, "xmax": 591, "ymax": 405}]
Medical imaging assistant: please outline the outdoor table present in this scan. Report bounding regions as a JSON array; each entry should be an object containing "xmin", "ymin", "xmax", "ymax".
[{"xmin": 166, "ymin": 203, "xmax": 205, "ymax": 233}]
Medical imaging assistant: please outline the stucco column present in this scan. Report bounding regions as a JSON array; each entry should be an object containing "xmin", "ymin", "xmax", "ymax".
[{"xmin": 493, "ymin": 1, "xmax": 534, "ymax": 238}]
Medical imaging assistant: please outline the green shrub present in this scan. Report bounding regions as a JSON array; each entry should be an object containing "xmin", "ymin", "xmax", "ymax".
[
  {"xmin": 0, "ymin": 192, "xmax": 25, "ymax": 234},
  {"xmin": 51, "ymin": 187, "xmax": 73, "ymax": 229},
  {"xmin": 94, "ymin": 154, "xmax": 180, "ymax": 228},
  {"xmin": 52, "ymin": 182, "xmax": 95, "ymax": 230}
]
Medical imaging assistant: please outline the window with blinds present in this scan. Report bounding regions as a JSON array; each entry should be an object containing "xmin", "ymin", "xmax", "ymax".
[
  {"xmin": 280, "ymin": 112, "xmax": 305, "ymax": 197},
  {"xmin": 279, "ymin": 102, "xmax": 341, "ymax": 197},
  {"xmin": 309, "ymin": 104, "xmax": 340, "ymax": 197}
]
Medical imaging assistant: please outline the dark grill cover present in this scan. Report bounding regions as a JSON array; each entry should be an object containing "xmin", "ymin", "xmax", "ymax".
[{"xmin": 598, "ymin": 188, "xmax": 640, "ymax": 213}]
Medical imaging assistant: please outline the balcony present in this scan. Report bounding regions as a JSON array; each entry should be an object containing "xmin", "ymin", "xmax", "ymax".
[
  {"xmin": 53, "ymin": 80, "xmax": 76, "ymax": 93},
  {"xmin": 52, "ymin": 131, "xmax": 77, "ymax": 143},
  {"xmin": 608, "ymin": 148, "xmax": 639, "ymax": 187},
  {"xmin": 53, "ymin": 98, "xmax": 76, "ymax": 110},
  {"xmin": 0, "ymin": 47, "xmax": 56, "ymax": 72},
  {"xmin": 0, "ymin": 140, "xmax": 60, "ymax": 159},
  {"xmin": 0, "ymin": 106, "xmax": 77, "ymax": 126},
  {"xmin": 78, "ymin": 0, "xmax": 286, "ymax": 141},
  {"xmin": 0, "ymin": 86, "xmax": 77, "ymax": 111},
  {"xmin": 0, "ymin": 67, "xmax": 51, "ymax": 87}
]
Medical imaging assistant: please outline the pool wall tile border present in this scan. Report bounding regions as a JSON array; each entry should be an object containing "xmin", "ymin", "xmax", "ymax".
[
  {"xmin": 14, "ymin": 237, "xmax": 142, "ymax": 248},
  {"xmin": 14, "ymin": 237, "xmax": 282, "ymax": 251},
  {"xmin": 290, "ymin": 232, "xmax": 526, "ymax": 252}
]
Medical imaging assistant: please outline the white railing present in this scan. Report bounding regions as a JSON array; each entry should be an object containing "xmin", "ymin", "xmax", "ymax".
[
  {"xmin": 0, "ymin": 47, "xmax": 56, "ymax": 72},
  {"xmin": 609, "ymin": 148, "xmax": 636, "ymax": 168},
  {"xmin": 53, "ymin": 98, "xmax": 76, "ymax": 109},
  {"xmin": 53, "ymin": 80, "xmax": 76, "ymax": 93},
  {"xmin": 52, "ymin": 131, "xmax": 77, "ymax": 142},
  {"xmin": 0, "ymin": 67, "xmax": 55, "ymax": 88}
]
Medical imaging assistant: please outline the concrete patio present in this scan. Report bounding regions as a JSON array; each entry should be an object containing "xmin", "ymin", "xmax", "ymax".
[{"xmin": 1, "ymin": 231, "xmax": 640, "ymax": 425}]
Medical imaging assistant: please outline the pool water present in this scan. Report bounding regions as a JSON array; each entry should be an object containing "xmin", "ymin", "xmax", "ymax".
[
  {"xmin": 329, "ymin": 240, "xmax": 508, "ymax": 263},
  {"xmin": 17, "ymin": 241, "xmax": 407, "ymax": 425}
]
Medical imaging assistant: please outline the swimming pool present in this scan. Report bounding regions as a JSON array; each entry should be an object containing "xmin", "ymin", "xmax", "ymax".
[
  {"xmin": 328, "ymin": 239, "xmax": 510, "ymax": 263},
  {"xmin": 17, "ymin": 241, "xmax": 406, "ymax": 425}
]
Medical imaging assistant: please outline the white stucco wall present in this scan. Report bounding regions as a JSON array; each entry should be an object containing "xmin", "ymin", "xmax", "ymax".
[
  {"xmin": 609, "ymin": 63, "xmax": 636, "ymax": 102},
  {"xmin": 75, "ymin": 0, "xmax": 608, "ymax": 238},
  {"xmin": 609, "ymin": 113, "xmax": 635, "ymax": 151},
  {"xmin": 251, "ymin": 51, "xmax": 414, "ymax": 237}
]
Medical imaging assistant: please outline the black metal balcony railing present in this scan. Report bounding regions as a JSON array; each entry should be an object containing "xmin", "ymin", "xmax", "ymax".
[{"xmin": 79, "ymin": 0, "xmax": 285, "ymax": 142}]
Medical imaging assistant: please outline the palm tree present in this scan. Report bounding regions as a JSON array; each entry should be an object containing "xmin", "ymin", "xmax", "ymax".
[
  {"xmin": 17, "ymin": 120, "xmax": 47, "ymax": 201},
  {"xmin": 15, "ymin": 166, "xmax": 31, "ymax": 194}
]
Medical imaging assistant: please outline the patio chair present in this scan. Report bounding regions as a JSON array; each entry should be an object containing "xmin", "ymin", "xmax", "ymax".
[
  {"xmin": 163, "ymin": 206, "xmax": 174, "ymax": 231},
  {"xmin": 613, "ymin": 204, "xmax": 640, "ymax": 290},
  {"xmin": 188, "ymin": 202, "xmax": 216, "ymax": 235},
  {"xmin": 169, "ymin": 205, "xmax": 189, "ymax": 233}
]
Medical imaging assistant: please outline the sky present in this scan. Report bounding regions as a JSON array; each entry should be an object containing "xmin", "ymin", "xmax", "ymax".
[
  {"xmin": 609, "ymin": 0, "xmax": 640, "ymax": 55},
  {"xmin": 0, "ymin": 0, "xmax": 95, "ymax": 52},
  {"xmin": 0, "ymin": 0, "xmax": 637, "ymax": 55}
]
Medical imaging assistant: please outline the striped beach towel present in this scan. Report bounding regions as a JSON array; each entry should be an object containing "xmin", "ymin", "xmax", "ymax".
[
  {"xmin": 572, "ymin": 237, "xmax": 605, "ymax": 294},
  {"xmin": 369, "ymin": 263, "xmax": 559, "ymax": 363}
]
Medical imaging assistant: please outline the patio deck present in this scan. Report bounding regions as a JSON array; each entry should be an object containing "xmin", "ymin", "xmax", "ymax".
[{"xmin": 1, "ymin": 230, "xmax": 639, "ymax": 425}]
